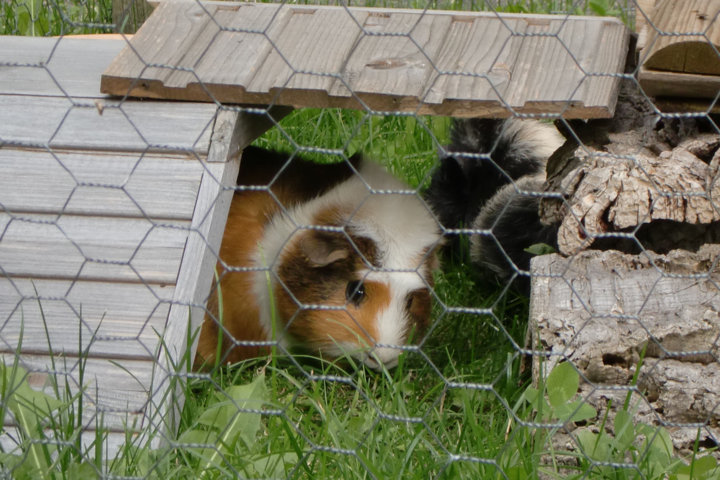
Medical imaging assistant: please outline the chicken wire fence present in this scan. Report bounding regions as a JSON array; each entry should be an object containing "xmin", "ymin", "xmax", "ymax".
[{"xmin": 1, "ymin": 0, "xmax": 720, "ymax": 478}]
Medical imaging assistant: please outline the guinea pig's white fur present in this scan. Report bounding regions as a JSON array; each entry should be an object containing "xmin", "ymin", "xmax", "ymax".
[{"xmin": 195, "ymin": 148, "xmax": 442, "ymax": 370}]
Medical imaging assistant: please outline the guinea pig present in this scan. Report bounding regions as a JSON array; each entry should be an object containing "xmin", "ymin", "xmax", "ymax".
[
  {"xmin": 424, "ymin": 118, "xmax": 563, "ymax": 284},
  {"xmin": 194, "ymin": 146, "xmax": 442, "ymax": 370}
]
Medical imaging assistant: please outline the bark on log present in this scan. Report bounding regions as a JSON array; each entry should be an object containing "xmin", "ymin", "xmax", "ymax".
[
  {"xmin": 541, "ymin": 128, "xmax": 720, "ymax": 256},
  {"xmin": 530, "ymin": 247, "xmax": 720, "ymax": 456}
]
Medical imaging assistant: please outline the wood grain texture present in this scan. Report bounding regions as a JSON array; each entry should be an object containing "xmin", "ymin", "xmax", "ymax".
[
  {"xmin": 0, "ymin": 37, "xmax": 126, "ymax": 98},
  {"xmin": 0, "ymin": 95, "xmax": 216, "ymax": 153},
  {"xmin": 150, "ymin": 113, "xmax": 241, "ymax": 447},
  {"xmin": 0, "ymin": 277, "xmax": 173, "ymax": 358},
  {"xmin": 0, "ymin": 213, "xmax": 188, "ymax": 284},
  {"xmin": 638, "ymin": 64, "xmax": 720, "ymax": 98},
  {"xmin": 635, "ymin": 0, "xmax": 658, "ymax": 53},
  {"xmin": 642, "ymin": 0, "xmax": 720, "ymax": 75},
  {"xmin": 0, "ymin": 149, "xmax": 202, "ymax": 219},
  {"xmin": 1, "ymin": 36, "xmax": 238, "ymax": 455},
  {"xmin": 0, "ymin": 353, "xmax": 154, "ymax": 429},
  {"xmin": 101, "ymin": 2, "xmax": 630, "ymax": 118},
  {"xmin": 530, "ymin": 247, "xmax": 720, "ymax": 455}
]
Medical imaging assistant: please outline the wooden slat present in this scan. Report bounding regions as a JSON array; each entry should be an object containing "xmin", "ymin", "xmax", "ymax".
[
  {"xmin": 423, "ymin": 16, "xmax": 519, "ymax": 111},
  {"xmin": 642, "ymin": 0, "xmax": 720, "ymax": 75},
  {"xmin": 0, "ymin": 354, "xmax": 153, "ymax": 429},
  {"xmin": 190, "ymin": 6, "xmax": 292, "ymax": 89},
  {"xmin": 639, "ymin": 65, "xmax": 720, "ymax": 98},
  {"xmin": 0, "ymin": 213, "xmax": 188, "ymax": 284},
  {"xmin": 100, "ymin": 2, "xmax": 630, "ymax": 118},
  {"xmin": 1, "ymin": 430, "xmax": 130, "ymax": 461},
  {"xmin": 0, "ymin": 148, "xmax": 203, "ymax": 219},
  {"xmin": 150, "ymin": 111, "xmax": 241, "ymax": 447},
  {"xmin": 0, "ymin": 37, "xmax": 127, "ymax": 98},
  {"xmin": 0, "ymin": 95, "xmax": 216, "ymax": 153},
  {"xmin": 331, "ymin": 10, "xmax": 451, "ymax": 102},
  {"xmin": 103, "ymin": 1, "xmax": 221, "ymax": 92},
  {"xmin": 249, "ymin": 7, "xmax": 368, "ymax": 99},
  {"xmin": 504, "ymin": 16, "xmax": 628, "ymax": 115},
  {"xmin": 0, "ymin": 278, "xmax": 173, "ymax": 359}
]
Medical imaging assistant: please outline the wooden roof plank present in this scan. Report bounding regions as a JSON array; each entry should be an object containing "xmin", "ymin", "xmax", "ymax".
[
  {"xmin": 0, "ymin": 278, "xmax": 173, "ymax": 359},
  {"xmin": 187, "ymin": 5, "xmax": 289, "ymax": 89},
  {"xmin": 100, "ymin": 1, "xmax": 631, "ymax": 118},
  {"xmin": 248, "ymin": 8, "xmax": 367, "ymax": 100},
  {"xmin": 422, "ymin": 16, "xmax": 518, "ymax": 109},
  {"xmin": 330, "ymin": 10, "xmax": 453, "ymax": 104},
  {"xmin": 102, "ymin": 1, "xmax": 220, "ymax": 89},
  {"xmin": 500, "ymin": 17, "xmax": 629, "ymax": 115},
  {"xmin": 642, "ymin": 0, "xmax": 720, "ymax": 75},
  {"xmin": 0, "ymin": 149, "xmax": 203, "ymax": 219},
  {"xmin": 578, "ymin": 16, "xmax": 630, "ymax": 116},
  {"xmin": 0, "ymin": 213, "xmax": 188, "ymax": 284}
]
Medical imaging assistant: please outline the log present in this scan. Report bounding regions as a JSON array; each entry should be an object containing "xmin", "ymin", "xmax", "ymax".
[
  {"xmin": 541, "ymin": 127, "xmax": 720, "ymax": 256},
  {"xmin": 641, "ymin": 0, "xmax": 720, "ymax": 75},
  {"xmin": 530, "ymin": 247, "xmax": 720, "ymax": 456}
]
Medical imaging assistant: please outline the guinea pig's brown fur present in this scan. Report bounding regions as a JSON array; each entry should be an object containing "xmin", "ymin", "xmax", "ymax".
[{"xmin": 194, "ymin": 146, "xmax": 442, "ymax": 370}]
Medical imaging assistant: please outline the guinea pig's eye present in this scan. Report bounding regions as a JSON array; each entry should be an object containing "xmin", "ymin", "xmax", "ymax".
[{"xmin": 345, "ymin": 280, "xmax": 366, "ymax": 306}]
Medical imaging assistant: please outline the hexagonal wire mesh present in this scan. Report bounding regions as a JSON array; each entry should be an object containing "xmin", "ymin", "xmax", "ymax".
[{"xmin": 1, "ymin": 0, "xmax": 720, "ymax": 478}]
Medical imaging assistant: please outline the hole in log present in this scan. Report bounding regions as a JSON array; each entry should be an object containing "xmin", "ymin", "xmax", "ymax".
[{"xmin": 602, "ymin": 353, "xmax": 627, "ymax": 367}]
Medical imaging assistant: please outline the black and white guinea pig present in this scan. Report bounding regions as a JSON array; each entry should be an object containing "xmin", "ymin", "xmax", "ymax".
[
  {"xmin": 425, "ymin": 118, "xmax": 563, "ymax": 283},
  {"xmin": 195, "ymin": 146, "xmax": 442, "ymax": 370}
]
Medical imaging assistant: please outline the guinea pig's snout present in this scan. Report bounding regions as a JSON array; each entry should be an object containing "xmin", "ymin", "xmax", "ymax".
[{"xmin": 361, "ymin": 346, "xmax": 401, "ymax": 370}]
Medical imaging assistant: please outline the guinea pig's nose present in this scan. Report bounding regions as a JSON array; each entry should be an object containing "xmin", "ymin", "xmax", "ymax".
[{"xmin": 363, "ymin": 347, "xmax": 400, "ymax": 370}]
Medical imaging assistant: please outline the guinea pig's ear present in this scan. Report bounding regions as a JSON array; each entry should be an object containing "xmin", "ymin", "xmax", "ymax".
[{"xmin": 298, "ymin": 230, "xmax": 350, "ymax": 267}]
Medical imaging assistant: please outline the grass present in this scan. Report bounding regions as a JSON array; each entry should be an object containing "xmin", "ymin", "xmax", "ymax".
[
  {"xmin": 0, "ymin": 0, "xmax": 707, "ymax": 478},
  {"xmin": 1, "ymin": 0, "xmax": 112, "ymax": 36},
  {"xmin": 0, "ymin": 0, "xmax": 634, "ymax": 36},
  {"xmin": 183, "ymin": 107, "xmax": 534, "ymax": 478},
  {"xmin": 1, "ymin": 0, "xmax": 536, "ymax": 476}
]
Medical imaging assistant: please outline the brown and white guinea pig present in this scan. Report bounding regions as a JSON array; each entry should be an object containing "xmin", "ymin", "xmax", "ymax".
[{"xmin": 194, "ymin": 146, "xmax": 443, "ymax": 370}]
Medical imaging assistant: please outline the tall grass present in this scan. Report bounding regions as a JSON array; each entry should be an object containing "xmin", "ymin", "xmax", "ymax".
[{"xmin": 1, "ymin": 0, "xmax": 112, "ymax": 36}]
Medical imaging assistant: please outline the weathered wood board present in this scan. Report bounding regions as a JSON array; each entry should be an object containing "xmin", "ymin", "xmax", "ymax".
[
  {"xmin": 0, "ymin": 354, "xmax": 155, "ymax": 427},
  {"xmin": 530, "ymin": 248, "xmax": 720, "ymax": 455},
  {"xmin": 100, "ymin": 1, "xmax": 631, "ymax": 118},
  {"xmin": 0, "ymin": 36, "xmax": 129, "ymax": 98},
  {"xmin": 637, "ymin": 0, "xmax": 720, "ymax": 101},
  {"xmin": 638, "ymin": 65, "xmax": 720, "ymax": 99},
  {"xmin": 641, "ymin": 0, "xmax": 720, "ymax": 75},
  {"xmin": 0, "ymin": 214, "xmax": 188, "ymax": 283},
  {"xmin": 0, "ymin": 149, "xmax": 204, "ymax": 219},
  {"xmin": 0, "ymin": 36, "xmax": 248, "ymax": 455},
  {"xmin": 0, "ymin": 278, "xmax": 174, "ymax": 358},
  {"xmin": 0, "ymin": 95, "xmax": 216, "ymax": 153}
]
